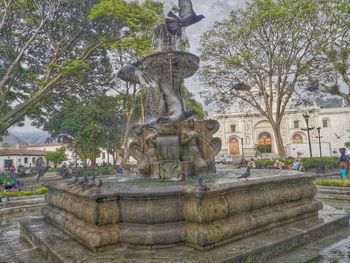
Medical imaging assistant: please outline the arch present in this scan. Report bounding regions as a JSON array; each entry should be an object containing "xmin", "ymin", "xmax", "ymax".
[
  {"xmin": 292, "ymin": 134, "xmax": 303, "ymax": 144},
  {"xmin": 257, "ymin": 132, "xmax": 272, "ymax": 153},
  {"xmin": 228, "ymin": 137, "xmax": 240, "ymax": 156}
]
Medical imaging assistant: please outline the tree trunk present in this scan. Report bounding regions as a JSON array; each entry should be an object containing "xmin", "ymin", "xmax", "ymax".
[
  {"xmin": 121, "ymin": 114, "xmax": 132, "ymax": 167},
  {"xmin": 271, "ymin": 122, "xmax": 286, "ymax": 159}
]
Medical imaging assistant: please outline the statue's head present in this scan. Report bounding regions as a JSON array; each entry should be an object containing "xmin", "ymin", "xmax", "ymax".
[{"xmin": 187, "ymin": 118, "xmax": 195, "ymax": 129}]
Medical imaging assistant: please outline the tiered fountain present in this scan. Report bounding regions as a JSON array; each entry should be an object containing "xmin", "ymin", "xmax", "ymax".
[{"xmin": 20, "ymin": 2, "xmax": 349, "ymax": 262}]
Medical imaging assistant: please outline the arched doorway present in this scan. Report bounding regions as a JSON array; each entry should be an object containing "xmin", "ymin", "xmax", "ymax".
[
  {"xmin": 292, "ymin": 134, "xmax": 303, "ymax": 144},
  {"xmin": 257, "ymin": 132, "xmax": 272, "ymax": 153},
  {"xmin": 228, "ymin": 137, "xmax": 240, "ymax": 156}
]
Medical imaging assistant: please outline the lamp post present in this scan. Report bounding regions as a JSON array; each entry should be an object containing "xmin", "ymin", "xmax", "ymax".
[
  {"xmin": 316, "ymin": 127, "xmax": 322, "ymax": 158},
  {"xmin": 301, "ymin": 114, "xmax": 314, "ymax": 158},
  {"xmin": 241, "ymin": 137, "xmax": 244, "ymax": 160},
  {"xmin": 107, "ymin": 131, "xmax": 110, "ymax": 165}
]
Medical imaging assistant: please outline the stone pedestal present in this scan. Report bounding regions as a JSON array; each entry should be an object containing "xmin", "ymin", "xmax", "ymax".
[{"xmin": 33, "ymin": 175, "xmax": 324, "ymax": 252}]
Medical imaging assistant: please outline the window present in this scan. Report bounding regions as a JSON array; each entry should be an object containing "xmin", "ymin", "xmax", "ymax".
[
  {"xmin": 257, "ymin": 132, "xmax": 272, "ymax": 153},
  {"xmin": 24, "ymin": 157, "xmax": 28, "ymax": 164},
  {"xmin": 230, "ymin": 125, "xmax": 236, "ymax": 132},
  {"xmin": 322, "ymin": 119, "xmax": 328, "ymax": 128},
  {"xmin": 102, "ymin": 152, "xmax": 106, "ymax": 160},
  {"xmin": 293, "ymin": 121, "xmax": 299, "ymax": 129},
  {"xmin": 292, "ymin": 134, "xmax": 303, "ymax": 144},
  {"xmin": 32, "ymin": 157, "xmax": 36, "ymax": 164}
]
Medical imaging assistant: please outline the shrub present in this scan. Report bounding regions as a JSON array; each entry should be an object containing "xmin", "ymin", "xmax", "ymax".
[
  {"xmin": 255, "ymin": 157, "xmax": 338, "ymax": 170},
  {"xmin": 0, "ymin": 187, "xmax": 48, "ymax": 197},
  {"xmin": 315, "ymin": 180, "xmax": 350, "ymax": 187}
]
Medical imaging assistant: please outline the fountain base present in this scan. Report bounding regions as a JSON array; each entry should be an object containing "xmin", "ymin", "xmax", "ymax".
[
  {"xmin": 20, "ymin": 174, "xmax": 350, "ymax": 262},
  {"xmin": 21, "ymin": 205, "xmax": 348, "ymax": 263}
]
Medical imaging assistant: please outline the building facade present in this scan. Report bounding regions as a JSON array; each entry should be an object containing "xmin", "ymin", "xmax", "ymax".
[
  {"xmin": 0, "ymin": 144, "xmax": 116, "ymax": 170},
  {"xmin": 212, "ymin": 103, "xmax": 350, "ymax": 159}
]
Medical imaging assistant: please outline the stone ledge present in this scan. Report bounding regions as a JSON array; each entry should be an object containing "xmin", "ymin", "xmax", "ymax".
[{"xmin": 20, "ymin": 206, "xmax": 349, "ymax": 263}]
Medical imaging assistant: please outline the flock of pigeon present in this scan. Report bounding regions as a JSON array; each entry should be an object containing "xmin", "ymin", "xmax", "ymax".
[{"xmin": 67, "ymin": 174, "xmax": 103, "ymax": 191}]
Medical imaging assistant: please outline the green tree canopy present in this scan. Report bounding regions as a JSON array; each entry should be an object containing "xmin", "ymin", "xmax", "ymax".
[
  {"xmin": 44, "ymin": 95, "xmax": 125, "ymax": 167},
  {"xmin": 199, "ymin": 0, "xmax": 342, "ymax": 158},
  {"xmin": 0, "ymin": 0, "xmax": 163, "ymax": 137},
  {"xmin": 46, "ymin": 147, "xmax": 67, "ymax": 165}
]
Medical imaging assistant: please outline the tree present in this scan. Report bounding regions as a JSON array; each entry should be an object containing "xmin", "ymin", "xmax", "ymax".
[
  {"xmin": 46, "ymin": 147, "xmax": 67, "ymax": 167},
  {"xmin": 345, "ymin": 142, "xmax": 350, "ymax": 150},
  {"xmin": 316, "ymin": 1, "xmax": 350, "ymax": 106},
  {"xmin": 200, "ymin": 0, "xmax": 337, "ymax": 159},
  {"xmin": 181, "ymin": 84, "xmax": 207, "ymax": 119},
  {"xmin": 43, "ymin": 95, "xmax": 125, "ymax": 167},
  {"xmin": 0, "ymin": 0, "xmax": 163, "ymax": 137}
]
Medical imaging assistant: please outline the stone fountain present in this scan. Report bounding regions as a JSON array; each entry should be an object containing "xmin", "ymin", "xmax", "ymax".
[{"xmin": 20, "ymin": 2, "xmax": 349, "ymax": 262}]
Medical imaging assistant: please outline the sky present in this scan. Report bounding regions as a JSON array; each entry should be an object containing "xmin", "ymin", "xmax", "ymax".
[{"xmin": 11, "ymin": 0, "xmax": 244, "ymax": 132}]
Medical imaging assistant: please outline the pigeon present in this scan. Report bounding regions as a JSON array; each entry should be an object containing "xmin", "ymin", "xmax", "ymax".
[
  {"xmin": 197, "ymin": 176, "xmax": 210, "ymax": 191},
  {"xmin": 117, "ymin": 61, "xmax": 157, "ymax": 88},
  {"xmin": 97, "ymin": 179, "xmax": 103, "ymax": 188},
  {"xmin": 87, "ymin": 175, "xmax": 96, "ymax": 187},
  {"xmin": 36, "ymin": 165, "xmax": 49, "ymax": 182},
  {"xmin": 230, "ymin": 82, "xmax": 251, "ymax": 92},
  {"xmin": 238, "ymin": 166, "xmax": 251, "ymax": 181},
  {"xmin": 165, "ymin": 0, "xmax": 205, "ymax": 35},
  {"xmin": 306, "ymin": 80, "xmax": 329, "ymax": 93},
  {"xmin": 68, "ymin": 175, "xmax": 79, "ymax": 185},
  {"xmin": 335, "ymin": 133, "xmax": 345, "ymax": 139},
  {"xmin": 57, "ymin": 133, "xmax": 76, "ymax": 144}
]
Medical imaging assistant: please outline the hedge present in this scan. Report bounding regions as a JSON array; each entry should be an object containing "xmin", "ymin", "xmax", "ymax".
[
  {"xmin": 254, "ymin": 157, "xmax": 339, "ymax": 170},
  {"xmin": 0, "ymin": 187, "xmax": 48, "ymax": 197},
  {"xmin": 315, "ymin": 180, "xmax": 350, "ymax": 187}
]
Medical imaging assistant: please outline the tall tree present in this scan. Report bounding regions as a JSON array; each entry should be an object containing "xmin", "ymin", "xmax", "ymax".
[
  {"xmin": 200, "ymin": 0, "xmax": 336, "ymax": 158},
  {"xmin": 0, "ymin": 0, "xmax": 163, "ymax": 137}
]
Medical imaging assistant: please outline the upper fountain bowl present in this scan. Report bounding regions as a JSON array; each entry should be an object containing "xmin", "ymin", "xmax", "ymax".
[{"xmin": 140, "ymin": 51, "xmax": 199, "ymax": 80}]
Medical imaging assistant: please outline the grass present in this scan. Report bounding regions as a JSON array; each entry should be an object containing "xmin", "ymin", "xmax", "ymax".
[
  {"xmin": 0, "ymin": 187, "xmax": 48, "ymax": 197},
  {"xmin": 315, "ymin": 179, "xmax": 350, "ymax": 187}
]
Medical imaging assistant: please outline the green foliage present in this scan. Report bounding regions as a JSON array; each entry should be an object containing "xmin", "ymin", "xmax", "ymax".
[
  {"xmin": 316, "ymin": 180, "xmax": 350, "ymax": 187},
  {"xmin": 59, "ymin": 60, "xmax": 91, "ymax": 77},
  {"xmin": 89, "ymin": 0, "xmax": 163, "ymax": 53},
  {"xmin": 345, "ymin": 142, "xmax": 350, "ymax": 149},
  {"xmin": 46, "ymin": 147, "xmax": 67, "ymax": 164},
  {"xmin": 254, "ymin": 157, "xmax": 339, "ymax": 170},
  {"xmin": 44, "ymin": 95, "xmax": 125, "ymax": 165},
  {"xmin": 0, "ymin": 187, "xmax": 48, "ymax": 197},
  {"xmin": 180, "ymin": 84, "xmax": 208, "ymax": 119}
]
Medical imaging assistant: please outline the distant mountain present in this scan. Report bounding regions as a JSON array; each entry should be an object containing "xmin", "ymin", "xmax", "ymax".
[
  {"xmin": 0, "ymin": 130, "xmax": 52, "ymax": 146},
  {"xmin": 0, "ymin": 133, "xmax": 28, "ymax": 146}
]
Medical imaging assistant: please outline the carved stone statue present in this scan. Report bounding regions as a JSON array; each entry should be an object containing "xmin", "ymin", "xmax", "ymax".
[{"xmin": 181, "ymin": 119, "xmax": 208, "ymax": 173}]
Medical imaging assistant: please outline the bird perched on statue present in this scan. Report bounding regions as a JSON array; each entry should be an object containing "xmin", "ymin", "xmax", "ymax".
[
  {"xmin": 238, "ymin": 166, "xmax": 251, "ymax": 181},
  {"xmin": 197, "ymin": 176, "xmax": 210, "ymax": 191},
  {"xmin": 166, "ymin": 0, "xmax": 205, "ymax": 35}
]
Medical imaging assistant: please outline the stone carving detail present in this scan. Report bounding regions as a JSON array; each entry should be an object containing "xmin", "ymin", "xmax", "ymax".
[{"xmin": 129, "ymin": 119, "xmax": 222, "ymax": 178}]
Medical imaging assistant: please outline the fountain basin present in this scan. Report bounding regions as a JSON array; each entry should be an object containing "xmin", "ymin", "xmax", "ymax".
[{"xmin": 37, "ymin": 174, "xmax": 321, "ymax": 251}]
